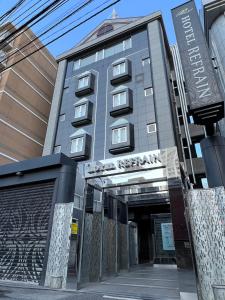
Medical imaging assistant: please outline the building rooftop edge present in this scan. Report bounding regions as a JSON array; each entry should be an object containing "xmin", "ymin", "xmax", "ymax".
[{"xmin": 56, "ymin": 11, "xmax": 163, "ymax": 62}]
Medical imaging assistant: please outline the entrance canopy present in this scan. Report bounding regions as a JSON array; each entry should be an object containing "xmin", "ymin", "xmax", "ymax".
[{"xmin": 84, "ymin": 147, "xmax": 183, "ymax": 206}]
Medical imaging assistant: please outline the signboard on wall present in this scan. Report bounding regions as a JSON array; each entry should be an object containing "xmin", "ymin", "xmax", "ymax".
[
  {"xmin": 161, "ymin": 223, "xmax": 175, "ymax": 251},
  {"xmin": 172, "ymin": 0, "xmax": 224, "ymax": 125}
]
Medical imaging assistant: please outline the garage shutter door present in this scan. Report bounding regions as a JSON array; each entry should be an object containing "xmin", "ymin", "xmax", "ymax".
[{"xmin": 0, "ymin": 181, "xmax": 54, "ymax": 283}]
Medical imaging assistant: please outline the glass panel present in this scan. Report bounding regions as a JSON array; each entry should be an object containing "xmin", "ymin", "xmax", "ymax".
[
  {"xmin": 78, "ymin": 76, "xmax": 89, "ymax": 88},
  {"xmin": 147, "ymin": 123, "xmax": 156, "ymax": 133},
  {"xmin": 144, "ymin": 87, "xmax": 153, "ymax": 96},
  {"xmin": 113, "ymin": 91, "xmax": 127, "ymax": 107},
  {"xmin": 142, "ymin": 57, "xmax": 150, "ymax": 66},
  {"xmin": 114, "ymin": 42, "xmax": 123, "ymax": 54},
  {"xmin": 81, "ymin": 53, "xmax": 95, "ymax": 67},
  {"xmin": 120, "ymin": 127, "xmax": 127, "ymax": 142},
  {"xmin": 74, "ymin": 60, "xmax": 80, "ymax": 70},
  {"xmin": 120, "ymin": 91, "xmax": 126, "ymax": 105},
  {"xmin": 120, "ymin": 62, "xmax": 125, "ymax": 74},
  {"xmin": 59, "ymin": 114, "xmax": 65, "ymax": 122},
  {"xmin": 105, "ymin": 45, "xmax": 115, "ymax": 58},
  {"xmin": 71, "ymin": 137, "xmax": 84, "ymax": 153},
  {"xmin": 96, "ymin": 49, "xmax": 104, "ymax": 61},
  {"xmin": 54, "ymin": 145, "xmax": 61, "ymax": 154},
  {"xmin": 112, "ymin": 126, "xmax": 127, "ymax": 144},
  {"xmin": 75, "ymin": 104, "xmax": 87, "ymax": 118},
  {"xmin": 113, "ymin": 62, "xmax": 125, "ymax": 76},
  {"xmin": 124, "ymin": 38, "xmax": 132, "ymax": 50}
]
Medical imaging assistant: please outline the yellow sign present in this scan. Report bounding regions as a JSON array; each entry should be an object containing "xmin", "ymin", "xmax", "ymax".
[{"xmin": 71, "ymin": 223, "xmax": 78, "ymax": 235}]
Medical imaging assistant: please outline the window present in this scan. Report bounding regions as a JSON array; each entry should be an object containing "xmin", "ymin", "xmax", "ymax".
[
  {"xmin": 144, "ymin": 87, "xmax": 153, "ymax": 96},
  {"xmin": 73, "ymin": 38, "xmax": 132, "ymax": 70},
  {"xmin": 142, "ymin": 57, "xmax": 150, "ymax": 66},
  {"xmin": 194, "ymin": 143, "xmax": 202, "ymax": 158},
  {"xmin": 113, "ymin": 91, "xmax": 126, "ymax": 107},
  {"xmin": 96, "ymin": 49, "xmax": 104, "ymax": 61},
  {"xmin": 71, "ymin": 137, "xmax": 84, "ymax": 153},
  {"xmin": 74, "ymin": 60, "xmax": 80, "ymax": 70},
  {"xmin": 147, "ymin": 123, "xmax": 156, "ymax": 133},
  {"xmin": 78, "ymin": 76, "xmax": 89, "ymax": 89},
  {"xmin": 59, "ymin": 114, "xmax": 65, "ymax": 122},
  {"xmin": 112, "ymin": 127, "xmax": 127, "ymax": 144},
  {"xmin": 75, "ymin": 104, "xmax": 87, "ymax": 118},
  {"xmin": 54, "ymin": 145, "xmax": 61, "ymax": 154},
  {"xmin": 124, "ymin": 38, "xmax": 132, "ymax": 50},
  {"xmin": 113, "ymin": 62, "xmax": 126, "ymax": 76}
]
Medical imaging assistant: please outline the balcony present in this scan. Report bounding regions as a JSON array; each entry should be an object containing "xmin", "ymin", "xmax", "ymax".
[
  {"xmin": 0, "ymin": 31, "xmax": 13, "ymax": 52},
  {"xmin": 0, "ymin": 51, "xmax": 7, "ymax": 71}
]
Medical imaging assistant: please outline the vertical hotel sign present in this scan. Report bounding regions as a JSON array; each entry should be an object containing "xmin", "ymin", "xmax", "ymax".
[{"xmin": 172, "ymin": 1, "xmax": 224, "ymax": 125}]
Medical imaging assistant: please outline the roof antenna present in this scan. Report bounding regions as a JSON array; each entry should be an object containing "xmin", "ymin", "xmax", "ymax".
[{"xmin": 111, "ymin": 7, "xmax": 119, "ymax": 19}]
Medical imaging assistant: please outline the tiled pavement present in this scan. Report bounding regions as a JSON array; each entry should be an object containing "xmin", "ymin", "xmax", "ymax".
[{"xmin": 0, "ymin": 264, "xmax": 198, "ymax": 300}]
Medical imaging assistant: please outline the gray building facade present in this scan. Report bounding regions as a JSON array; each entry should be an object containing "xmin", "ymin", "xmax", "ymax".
[{"xmin": 43, "ymin": 12, "xmax": 193, "ymax": 269}]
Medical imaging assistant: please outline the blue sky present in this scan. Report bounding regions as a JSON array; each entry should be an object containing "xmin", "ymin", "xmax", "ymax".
[{"xmin": 1, "ymin": 0, "xmax": 202, "ymax": 58}]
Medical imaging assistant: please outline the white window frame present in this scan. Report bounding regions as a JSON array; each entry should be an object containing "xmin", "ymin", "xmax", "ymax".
[
  {"xmin": 147, "ymin": 123, "xmax": 157, "ymax": 134},
  {"xmin": 54, "ymin": 145, "xmax": 61, "ymax": 154},
  {"xmin": 74, "ymin": 103, "xmax": 87, "ymax": 118},
  {"xmin": 113, "ymin": 91, "xmax": 127, "ymax": 107},
  {"xmin": 59, "ymin": 114, "xmax": 65, "ymax": 122},
  {"xmin": 112, "ymin": 126, "xmax": 128, "ymax": 144},
  {"xmin": 142, "ymin": 57, "xmax": 150, "ymax": 66},
  {"xmin": 144, "ymin": 87, "xmax": 153, "ymax": 96},
  {"xmin": 71, "ymin": 137, "xmax": 84, "ymax": 153},
  {"xmin": 113, "ymin": 62, "xmax": 126, "ymax": 76},
  {"xmin": 78, "ymin": 76, "xmax": 89, "ymax": 89}
]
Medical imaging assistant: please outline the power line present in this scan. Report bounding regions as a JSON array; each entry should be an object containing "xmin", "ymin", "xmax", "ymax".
[
  {"xmin": 0, "ymin": 0, "xmax": 26, "ymax": 24},
  {"xmin": 0, "ymin": 0, "xmax": 70, "ymax": 53},
  {"xmin": 0, "ymin": 0, "xmax": 49, "ymax": 41},
  {"xmin": 0, "ymin": 0, "xmax": 111, "ymax": 64},
  {"xmin": 0, "ymin": 0, "xmax": 64, "ymax": 46},
  {"xmin": 1, "ymin": 0, "xmax": 121, "ymax": 73},
  {"xmin": 0, "ymin": 0, "xmax": 92, "ymax": 63}
]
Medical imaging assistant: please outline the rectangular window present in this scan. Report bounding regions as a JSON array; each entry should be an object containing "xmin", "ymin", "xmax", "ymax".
[
  {"xmin": 75, "ymin": 104, "xmax": 87, "ymax": 118},
  {"xmin": 74, "ymin": 60, "xmax": 80, "ymax": 70},
  {"xmin": 113, "ymin": 91, "xmax": 127, "ymax": 107},
  {"xmin": 112, "ymin": 127, "xmax": 127, "ymax": 144},
  {"xmin": 142, "ymin": 57, "xmax": 150, "ymax": 66},
  {"xmin": 113, "ymin": 62, "xmax": 126, "ymax": 76},
  {"xmin": 59, "ymin": 114, "xmax": 65, "ymax": 122},
  {"xmin": 147, "ymin": 123, "xmax": 156, "ymax": 133},
  {"xmin": 81, "ymin": 53, "xmax": 95, "ymax": 67},
  {"xmin": 78, "ymin": 76, "xmax": 89, "ymax": 89},
  {"xmin": 144, "ymin": 87, "xmax": 153, "ymax": 96},
  {"xmin": 71, "ymin": 137, "xmax": 84, "ymax": 153},
  {"xmin": 123, "ymin": 38, "xmax": 132, "ymax": 50},
  {"xmin": 54, "ymin": 145, "xmax": 61, "ymax": 154},
  {"xmin": 96, "ymin": 49, "xmax": 104, "ymax": 61}
]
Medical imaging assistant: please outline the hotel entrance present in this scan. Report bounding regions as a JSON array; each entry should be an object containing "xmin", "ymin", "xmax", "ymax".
[{"xmin": 74, "ymin": 147, "xmax": 191, "ymax": 289}]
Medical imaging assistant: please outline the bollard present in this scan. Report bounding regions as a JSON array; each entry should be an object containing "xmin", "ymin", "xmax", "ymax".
[{"xmin": 50, "ymin": 275, "xmax": 63, "ymax": 289}]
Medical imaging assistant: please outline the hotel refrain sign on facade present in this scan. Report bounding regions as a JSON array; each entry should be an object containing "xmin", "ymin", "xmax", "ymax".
[
  {"xmin": 172, "ymin": 0, "xmax": 224, "ymax": 125},
  {"xmin": 84, "ymin": 150, "xmax": 163, "ymax": 179}
]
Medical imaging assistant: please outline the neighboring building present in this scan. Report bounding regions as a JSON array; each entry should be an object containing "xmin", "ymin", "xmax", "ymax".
[
  {"xmin": 202, "ymin": 0, "xmax": 225, "ymax": 136},
  {"xmin": 0, "ymin": 22, "xmax": 57, "ymax": 165},
  {"xmin": 43, "ymin": 12, "xmax": 196, "ymax": 269}
]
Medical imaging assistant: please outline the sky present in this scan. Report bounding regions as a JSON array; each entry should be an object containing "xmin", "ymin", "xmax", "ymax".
[{"xmin": 1, "ymin": 0, "xmax": 202, "ymax": 58}]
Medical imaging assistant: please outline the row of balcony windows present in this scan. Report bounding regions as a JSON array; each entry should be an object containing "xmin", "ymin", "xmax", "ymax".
[{"xmin": 54, "ymin": 122, "xmax": 157, "ymax": 160}]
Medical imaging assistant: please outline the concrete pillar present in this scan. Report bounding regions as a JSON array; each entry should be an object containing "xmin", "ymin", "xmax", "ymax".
[{"xmin": 201, "ymin": 136, "xmax": 225, "ymax": 188}]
